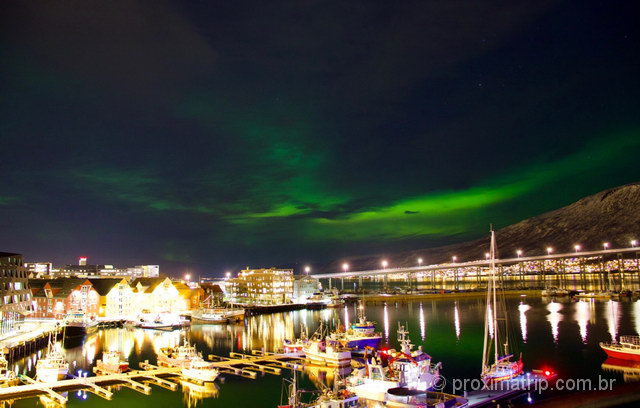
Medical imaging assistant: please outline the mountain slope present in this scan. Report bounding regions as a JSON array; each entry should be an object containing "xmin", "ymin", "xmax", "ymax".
[{"xmin": 334, "ymin": 182, "xmax": 640, "ymax": 271}]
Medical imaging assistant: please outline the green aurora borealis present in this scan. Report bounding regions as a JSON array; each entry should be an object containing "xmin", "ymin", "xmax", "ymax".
[{"xmin": 1, "ymin": 1, "xmax": 639, "ymax": 274}]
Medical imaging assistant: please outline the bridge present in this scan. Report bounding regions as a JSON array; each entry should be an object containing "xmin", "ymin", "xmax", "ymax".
[{"xmin": 310, "ymin": 246, "xmax": 640, "ymax": 290}]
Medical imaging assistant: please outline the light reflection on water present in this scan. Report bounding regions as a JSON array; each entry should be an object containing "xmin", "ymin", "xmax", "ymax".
[{"xmin": 11, "ymin": 297, "xmax": 640, "ymax": 407}]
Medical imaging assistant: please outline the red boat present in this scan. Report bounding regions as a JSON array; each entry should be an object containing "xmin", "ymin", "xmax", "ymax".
[{"xmin": 600, "ymin": 336, "xmax": 640, "ymax": 361}]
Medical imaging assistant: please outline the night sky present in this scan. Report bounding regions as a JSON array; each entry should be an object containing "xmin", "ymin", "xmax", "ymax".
[{"xmin": 1, "ymin": 1, "xmax": 639, "ymax": 277}]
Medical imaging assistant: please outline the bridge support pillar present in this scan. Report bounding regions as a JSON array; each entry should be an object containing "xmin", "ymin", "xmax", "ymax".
[
  {"xmin": 341, "ymin": 278, "xmax": 345, "ymax": 290},
  {"xmin": 383, "ymin": 274, "xmax": 388, "ymax": 291},
  {"xmin": 358, "ymin": 276, "xmax": 363, "ymax": 289},
  {"xmin": 328, "ymin": 278, "xmax": 332, "ymax": 290}
]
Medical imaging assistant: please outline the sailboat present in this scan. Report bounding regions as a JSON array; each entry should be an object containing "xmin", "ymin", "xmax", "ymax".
[{"xmin": 480, "ymin": 229, "xmax": 523, "ymax": 383}]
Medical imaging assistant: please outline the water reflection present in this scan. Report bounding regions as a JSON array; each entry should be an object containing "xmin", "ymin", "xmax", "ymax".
[
  {"xmin": 181, "ymin": 380, "xmax": 220, "ymax": 408},
  {"xmin": 574, "ymin": 301, "xmax": 591, "ymax": 343},
  {"xmin": 518, "ymin": 303, "xmax": 530, "ymax": 343},
  {"xmin": 454, "ymin": 302, "xmax": 461, "ymax": 340},
  {"xmin": 343, "ymin": 305, "xmax": 349, "ymax": 328},
  {"xmin": 546, "ymin": 302, "xmax": 563, "ymax": 343},
  {"xmin": 601, "ymin": 357, "xmax": 640, "ymax": 383},
  {"xmin": 383, "ymin": 304, "xmax": 390, "ymax": 340},
  {"xmin": 605, "ymin": 300, "xmax": 620, "ymax": 342},
  {"xmin": 419, "ymin": 303, "xmax": 426, "ymax": 341}
]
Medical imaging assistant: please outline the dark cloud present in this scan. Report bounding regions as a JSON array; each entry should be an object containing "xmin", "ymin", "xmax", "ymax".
[{"xmin": 0, "ymin": 0, "xmax": 638, "ymax": 275}]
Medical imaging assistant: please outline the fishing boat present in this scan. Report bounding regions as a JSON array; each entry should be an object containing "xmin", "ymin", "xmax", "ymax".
[
  {"xmin": 326, "ymin": 301, "xmax": 381, "ymax": 350},
  {"xmin": 600, "ymin": 335, "xmax": 640, "ymax": 361},
  {"xmin": 181, "ymin": 358, "xmax": 220, "ymax": 382},
  {"xmin": 279, "ymin": 370, "xmax": 358, "ymax": 408},
  {"xmin": 158, "ymin": 340, "xmax": 201, "ymax": 367},
  {"xmin": 347, "ymin": 324, "xmax": 441, "ymax": 401},
  {"xmin": 63, "ymin": 311, "xmax": 99, "ymax": 339},
  {"xmin": 480, "ymin": 229, "xmax": 523, "ymax": 384},
  {"xmin": 36, "ymin": 333, "xmax": 69, "ymax": 383},
  {"xmin": 283, "ymin": 324, "xmax": 309, "ymax": 353},
  {"xmin": 303, "ymin": 323, "xmax": 352, "ymax": 367},
  {"xmin": 0, "ymin": 355, "xmax": 17, "ymax": 387},
  {"xmin": 192, "ymin": 296, "xmax": 245, "ymax": 324},
  {"xmin": 95, "ymin": 351, "xmax": 129, "ymax": 374}
]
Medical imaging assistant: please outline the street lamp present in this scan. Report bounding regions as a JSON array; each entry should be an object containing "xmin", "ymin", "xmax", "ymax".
[
  {"xmin": 574, "ymin": 244, "xmax": 581, "ymax": 253},
  {"xmin": 516, "ymin": 249, "xmax": 523, "ymax": 258},
  {"xmin": 603, "ymin": 242, "xmax": 609, "ymax": 250},
  {"xmin": 225, "ymin": 271, "xmax": 231, "ymax": 279},
  {"xmin": 381, "ymin": 260, "xmax": 388, "ymax": 269},
  {"xmin": 342, "ymin": 263, "xmax": 349, "ymax": 273},
  {"xmin": 485, "ymin": 252, "xmax": 490, "ymax": 260},
  {"xmin": 632, "ymin": 240, "xmax": 637, "ymax": 248},
  {"xmin": 304, "ymin": 266, "xmax": 311, "ymax": 274},
  {"xmin": 184, "ymin": 273, "xmax": 191, "ymax": 283},
  {"xmin": 546, "ymin": 247, "xmax": 553, "ymax": 256},
  {"xmin": 418, "ymin": 258, "xmax": 423, "ymax": 266},
  {"xmin": 452, "ymin": 256, "xmax": 457, "ymax": 263}
]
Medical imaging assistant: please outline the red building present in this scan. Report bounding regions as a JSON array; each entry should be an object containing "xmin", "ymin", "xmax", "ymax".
[{"xmin": 29, "ymin": 278, "xmax": 100, "ymax": 319}]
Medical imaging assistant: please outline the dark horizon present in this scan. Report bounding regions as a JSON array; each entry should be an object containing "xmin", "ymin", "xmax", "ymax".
[{"xmin": 1, "ymin": 1, "xmax": 639, "ymax": 277}]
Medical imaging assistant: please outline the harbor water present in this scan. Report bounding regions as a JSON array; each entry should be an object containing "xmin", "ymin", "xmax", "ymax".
[{"xmin": 10, "ymin": 295, "xmax": 640, "ymax": 407}]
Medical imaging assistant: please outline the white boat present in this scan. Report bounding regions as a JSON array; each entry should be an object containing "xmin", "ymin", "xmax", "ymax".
[
  {"xmin": 541, "ymin": 287, "xmax": 570, "ymax": 297},
  {"xmin": 480, "ymin": 229, "xmax": 523, "ymax": 384},
  {"xmin": 138, "ymin": 313, "xmax": 190, "ymax": 330},
  {"xmin": 36, "ymin": 334, "xmax": 69, "ymax": 383},
  {"xmin": 0, "ymin": 355, "xmax": 17, "ymax": 387},
  {"xmin": 192, "ymin": 297, "xmax": 245, "ymax": 324},
  {"xmin": 181, "ymin": 359, "xmax": 220, "ymax": 382},
  {"xmin": 303, "ymin": 324, "xmax": 352, "ymax": 367},
  {"xmin": 347, "ymin": 324, "xmax": 441, "ymax": 401},
  {"xmin": 95, "ymin": 351, "xmax": 129, "ymax": 374},
  {"xmin": 158, "ymin": 340, "xmax": 202, "ymax": 367}
]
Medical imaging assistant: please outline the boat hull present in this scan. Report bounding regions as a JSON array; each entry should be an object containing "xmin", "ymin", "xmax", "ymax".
[{"xmin": 600, "ymin": 344, "xmax": 640, "ymax": 361}]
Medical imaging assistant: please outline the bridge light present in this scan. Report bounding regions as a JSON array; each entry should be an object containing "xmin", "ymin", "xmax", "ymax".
[
  {"xmin": 304, "ymin": 266, "xmax": 311, "ymax": 274},
  {"xmin": 603, "ymin": 242, "xmax": 609, "ymax": 250},
  {"xmin": 632, "ymin": 240, "xmax": 637, "ymax": 248},
  {"xmin": 516, "ymin": 249, "xmax": 523, "ymax": 258},
  {"xmin": 574, "ymin": 244, "xmax": 581, "ymax": 253},
  {"xmin": 452, "ymin": 256, "xmax": 457, "ymax": 263},
  {"xmin": 485, "ymin": 252, "xmax": 490, "ymax": 260},
  {"xmin": 381, "ymin": 260, "xmax": 388, "ymax": 269},
  {"xmin": 546, "ymin": 247, "xmax": 553, "ymax": 255},
  {"xmin": 417, "ymin": 258, "xmax": 423, "ymax": 266},
  {"xmin": 225, "ymin": 271, "xmax": 231, "ymax": 279},
  {"xmin": 342, "ymin": 263, "xmax": 349, "ymax": 272}
]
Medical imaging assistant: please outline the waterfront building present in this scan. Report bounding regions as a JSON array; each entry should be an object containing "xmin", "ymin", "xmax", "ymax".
[
  {"xmin": 200, "ymin": 283, "xmax": 225, "ymax": 305},
  {"xmin": 0, "ymin": 252, "xmax": 32, "ymax": 334},
  {"xmin": 89, "ymin": 278, "xmax": 136, "ymax": 318},
  {"xmin": 226, "ymin": 268, "xmax": 294, "ymax": 305},
  {"xmin": 293, "ymin": 275, "xmax": 320, "ymax": 303},
  {"xmin": 132, "ymin": 277, "xmax": 191, "ymax": 313},
  {"xmin": 29, "ymin": 278, "xmax": 100, "ymax": 319}
]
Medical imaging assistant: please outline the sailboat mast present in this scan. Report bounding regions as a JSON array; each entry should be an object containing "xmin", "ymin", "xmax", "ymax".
[{"xmin": 491, "ymin": 230, "xmax": 499, "ymax": 364}]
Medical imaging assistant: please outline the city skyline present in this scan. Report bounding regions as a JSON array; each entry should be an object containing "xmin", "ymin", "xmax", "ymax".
[{"xmin": 1, "ymin": 1, "xmax": 639, "ymax": 277}]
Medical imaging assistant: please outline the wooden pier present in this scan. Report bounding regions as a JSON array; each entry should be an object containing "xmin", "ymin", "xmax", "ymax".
[{"xmin": 0, "ymin": 350, "xmax": 307, "ymax": 404}]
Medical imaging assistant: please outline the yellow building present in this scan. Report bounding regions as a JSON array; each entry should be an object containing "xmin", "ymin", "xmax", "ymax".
[
  {"xmin": 132, "ymin": 277, "xmax": 191, "ymax": 313},
  {"xmin": 226, "ymin": 268, "xmax": 294, "ymax": 305},
  {"xmin": 89, "ymin": 278, "xmax": 136, "ymax": 318}
]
